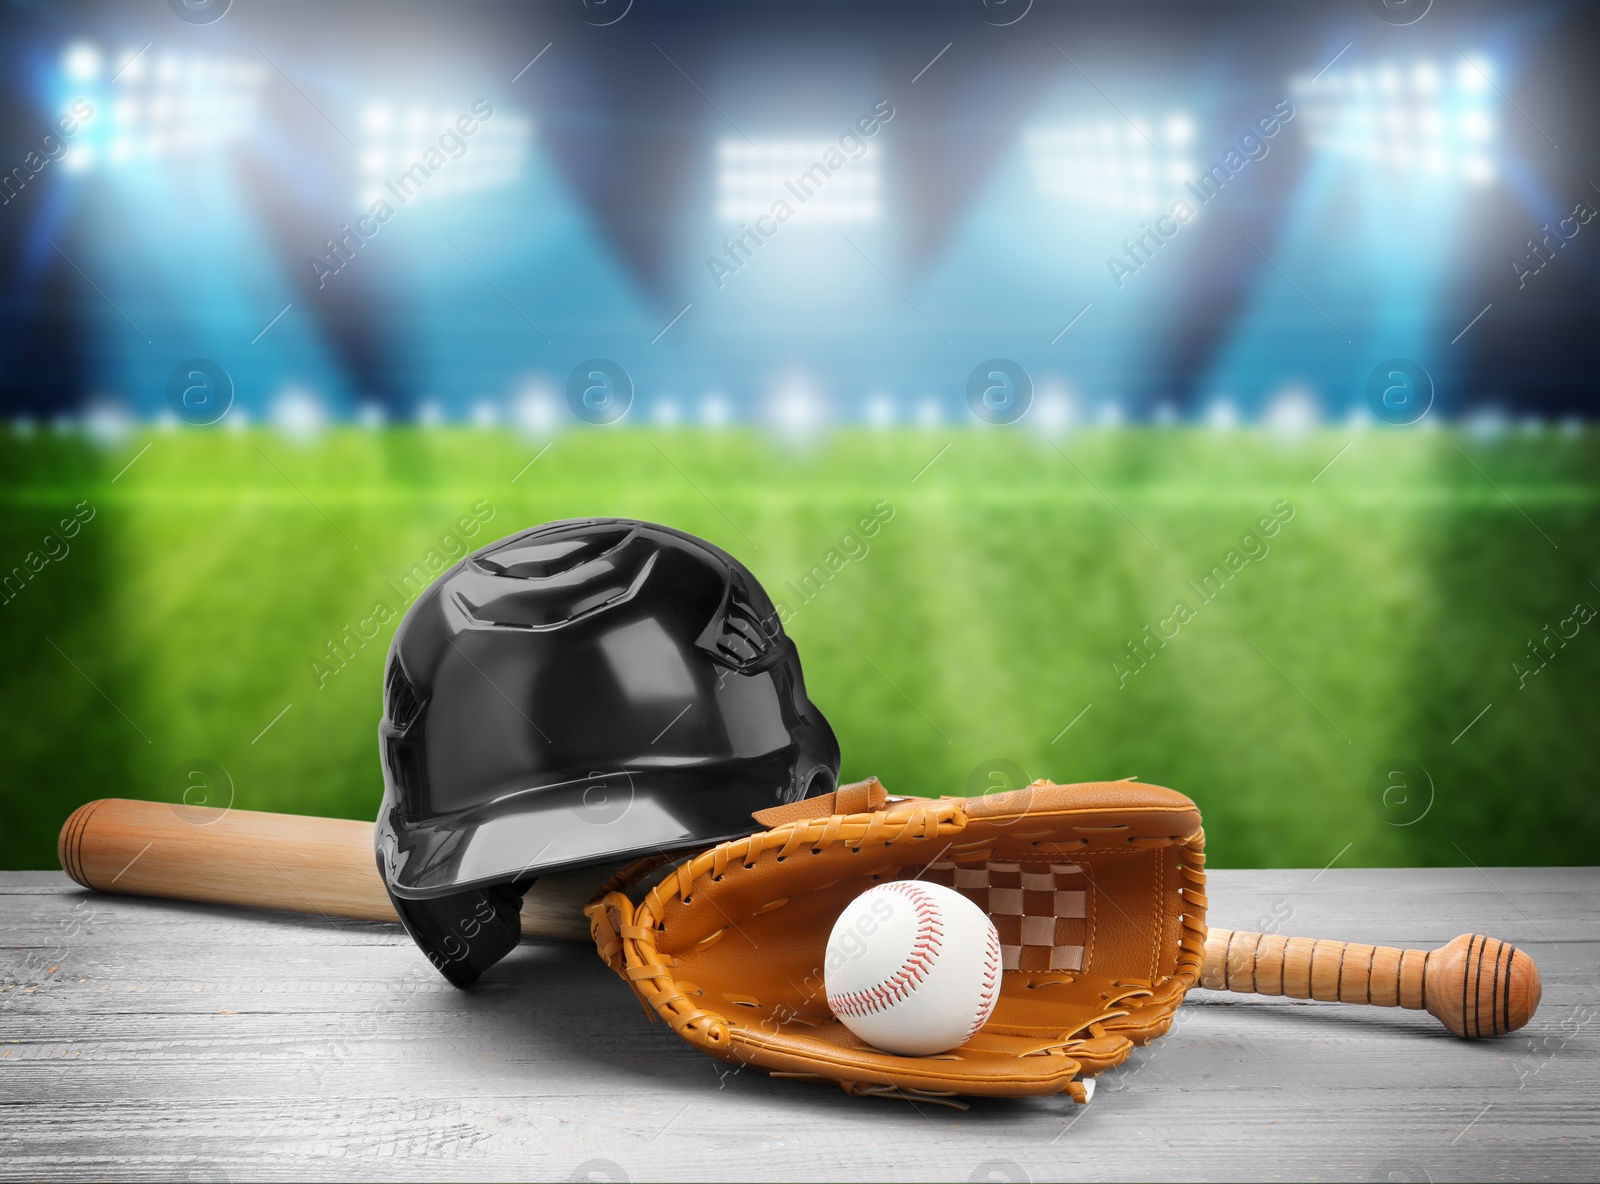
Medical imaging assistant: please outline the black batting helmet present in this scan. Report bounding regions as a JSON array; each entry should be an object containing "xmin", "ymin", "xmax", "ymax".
[{"xmin": 375, "ymin": 518, "xmax": 840, "ymax": 987}]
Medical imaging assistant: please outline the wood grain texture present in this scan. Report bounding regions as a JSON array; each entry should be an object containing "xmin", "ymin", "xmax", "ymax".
[
  {"xmin": 57, "ymin": 799, "xmax": 602, "ymax": 944},
  {"xmin": 1203, "ymin": 928, "xmax": 1542, "ymax": 1038},
  {"xmin": 2, "ymin": 867, "xmax": 1596, "ymax": 1182}
]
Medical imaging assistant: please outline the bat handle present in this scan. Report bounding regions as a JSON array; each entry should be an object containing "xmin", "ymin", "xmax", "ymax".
[{"xmin": 1201, "ymin": 928, "xmax": 1541, "ymax": 1038}]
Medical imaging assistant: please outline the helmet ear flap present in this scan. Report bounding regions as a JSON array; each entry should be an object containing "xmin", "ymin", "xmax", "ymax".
[{"xmin": 383, "ymin": 877, "xmax": 526, "ymax": 989}]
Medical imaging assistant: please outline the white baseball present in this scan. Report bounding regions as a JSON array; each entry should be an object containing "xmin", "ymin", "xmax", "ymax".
[{"xmin": 824, "ymin": 880, "xmax": 1002, "ymax": 1056}]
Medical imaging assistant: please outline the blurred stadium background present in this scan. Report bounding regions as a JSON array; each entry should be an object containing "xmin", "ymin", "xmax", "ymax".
[{"xmin": 2, "ymin": 0, "xmax": 1596, "ymax": 869}]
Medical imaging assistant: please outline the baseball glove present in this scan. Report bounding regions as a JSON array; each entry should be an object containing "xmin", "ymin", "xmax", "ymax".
[{"xmin": 584, "ymin": 777, "xmax": 1206, "ymax": 1104}]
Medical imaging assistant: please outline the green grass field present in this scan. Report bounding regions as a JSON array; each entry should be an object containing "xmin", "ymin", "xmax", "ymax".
[{"xmin": 2, "ymin": 424, "xmax": 1596, "ymax": 871}]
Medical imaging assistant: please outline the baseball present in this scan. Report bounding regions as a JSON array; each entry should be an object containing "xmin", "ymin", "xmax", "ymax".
[{"xmin": 824, "ymin": 880, "xmax": 1002, "ymax": 1056}]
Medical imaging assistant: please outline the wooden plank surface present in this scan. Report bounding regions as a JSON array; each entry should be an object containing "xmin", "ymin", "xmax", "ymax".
[{"xmin": 2, "ymin": 867, "xmax": 1596, "ymax": 1183}]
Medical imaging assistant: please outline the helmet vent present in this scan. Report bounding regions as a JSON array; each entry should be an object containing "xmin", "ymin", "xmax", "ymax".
[
  {"xmin": 698, "ymin": 575, "xmax": 782, "ymax": 672},
  {"xmin": 476, "ymin": 525, "xmax": 633, "ymax": 580},
  {"xmin": 385, "ymin": 658, "xmax": 423, "ymax": 732}
]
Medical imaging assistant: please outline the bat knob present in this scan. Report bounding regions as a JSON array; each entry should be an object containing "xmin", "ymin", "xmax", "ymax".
[{"xmin": 1424, "ymin": 933, "xmax": 1541, "ymax": 1038}]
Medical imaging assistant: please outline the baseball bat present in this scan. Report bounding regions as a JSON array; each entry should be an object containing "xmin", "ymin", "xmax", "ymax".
[
  {"xmin": 57, "ymin": 797, "xmax": 595, "ymax": 942},
  {"xmin": 58, "ymin": 800, "xmax": 1541, "ymax": 1036},
  {"xmin": 1201, "ymin": 927, "xmax": 1540, "ymax": 1038}
]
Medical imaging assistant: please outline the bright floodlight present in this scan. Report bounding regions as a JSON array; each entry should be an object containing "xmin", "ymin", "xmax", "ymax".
[
  {"xmin": 771, "ymin": 380, "xmax": 824, "ymax": 438},
  {"xmin": 83, "ymin": 400, "xmax": 133, "ymax": 447},
  {"xmin": 716, "ymin": 137, "xmax": 881, "ymax": 223},
  {"xmin": 512, "ymin": 385, "xmax": 561, "ymax": 436},
  {"xmin": 64, "ymin": 43, "xmax": 102, "ymax": 81},
  {"xmin": 915, "ymin": 398, "xmax": 943, "ymax": 427},
  {"xmin": 1204, "ymin": 399, "xmax": 1238, "ymax": 431},
  {"xmin": 358, "ymin": 100, "xmax": 530, "ymax": 206},
  {"xmin": 357, "ymin": 403, "xmax": 387, "ymax": 429},
  {"xmin": 416, "ymin": 400, "xmax": 444, "ymax": 427},
  {"xmin": 1463, "ymin": 408, "xmax": 1508, "ymax": 441},
  {"xmin": 700, "ymin": 394, "xmax": 731, "ymax": 428},
  {"xmin": 865, "ymin": 394, "xmax": 895, "ymax": 428},
  {"xmin": 470, "ymin": 400, "xmax": 500, "ymax": 428},
  {"xmin": 272, "ymin": 387, "xmax": 328, "ymax": 442},
  {"xmin": 1293, "ymin": 57, "xmax": 1496, "ymax": 185},
  {"xmin": 1456, "ymin": 58, "xmax": 1492, "ymax": 92},
  {"xmin": 653, "ymin": 398, "xmax": 682, "ymax": 427},
  {"xmin": 1032, "ymin": 389, "xmax": 1077, "ymax": 436},
  {"xmin": 1026, "ymin": 112, "xmax": 1196, "ymax": 212},
  {"xmin": 1264, "ymin": 387, "xmax": 1319, "ymax": 438},
  {"xmin": 87, "ymin": 51, "xmax": 268, "ymax": 168},
  {"xmin": 115, "ymin": 46, "xmax": 146, "ymax": 83}
]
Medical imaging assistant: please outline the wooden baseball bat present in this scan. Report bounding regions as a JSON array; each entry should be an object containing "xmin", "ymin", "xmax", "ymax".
[
  {"xmin": 1200, "ymin": 927, "xmax": 1540, "ymax": 1039},
  {"xmin": 59, "ymin": 799, "xmax": 1541, "ymax": 1036},
  {"xmin": 58, "ymin": 797, "xmax": 596, "ymax": 942}
]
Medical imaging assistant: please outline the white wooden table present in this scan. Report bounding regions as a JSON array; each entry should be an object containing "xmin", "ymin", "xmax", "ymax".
[{"xmin": 2, "ymin": 868, "xmax": 1595, "ymax": 1182}]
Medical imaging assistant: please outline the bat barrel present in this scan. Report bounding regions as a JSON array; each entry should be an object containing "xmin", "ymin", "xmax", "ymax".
[
  {"xmin": 57, "ymin": 798, "xmax": 594, "ymax": 942},
  {"xmin": 59, "ymin": 797, "xmax": 402, "ymax": 923}
]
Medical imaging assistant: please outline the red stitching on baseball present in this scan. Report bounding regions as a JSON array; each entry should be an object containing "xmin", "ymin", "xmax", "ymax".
[
  {"xmin": 827, "ymin": 882, "xmax": 944, "ymax": 1019},
  {"xmin": 966, "ymin": 922, "xmax": 1002, "ymax": 1042}
]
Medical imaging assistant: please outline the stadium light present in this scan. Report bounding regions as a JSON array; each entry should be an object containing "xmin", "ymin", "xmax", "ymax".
[
  {"xmin": 652, "ymin": 397, "xmax": 682, "ymax": 427},
  {"xmin": 1031, "ymin": 387, "xmax": 1078, "ymax": 437},
  {"xmin": 357, "ymin": 403, "xmax": 387, "ymax": 429},
  {"xmin": 55, "ymin": 44, "xmax": 269, "ymax": 174},
  {"xmin": 83, "ymin": 399, "xmax": 133, "ymax": 447},
  {"xmin": 1265, "ymin": 386, "xmax": 1319, "ymax": 438},
  {"xmin": 865, "ymin": 393, "xmax": 895, "ymax": 429},
  {"xmin": 716, "ymin": 138, "xmax": 881, "ymax": 223},
  {"xmin": 272, "ymin": 387, "xmax": 328, "ymax": 441},
  {"xmin": 512, "ymin": 384, "xmax": 560, "ymax": 436},
  {"xmin": 1464, "ymin": 407, "xmax": 1509, "ymax": 441},
  {"xmin": 700, "ymin": 394, "xmax": 731, "ymax": 428},
  {"xmin": 357, "ymin": 101, "xmax": 530, "ymax": 209},
  {"xmin": 1293, "ymin": 57, "xmax": 1497, "ymax": 185},
  {"xmin": 1204, "ymin": 398, "xmax": 1238, "ymax": 431},
  {"xmin": 770, "ymin": 378, "xmax": 826, "ymax": 441},
  {"xmin": 416, "ymin": 399, "xmax": 445, "ymax": 427},
  {"xmin": 470, "ymin": 400, "xmax": 500, "ymax": 428},
  {"xmin": 915, "ymin": 398, "xmax": 943, "ymax": 427},
  {"xmin": 1025, "ymin": 112, "xmax": 1197, "ymax": 215},
  {"xmin": 64, "ymin": 43, "xmax": 102, "ymax": 82}
]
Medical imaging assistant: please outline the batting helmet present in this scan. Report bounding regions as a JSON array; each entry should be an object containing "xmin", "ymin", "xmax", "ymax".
[{"xmin": 375, "ymin": 518, "xmax": 840, "ymax": 986}]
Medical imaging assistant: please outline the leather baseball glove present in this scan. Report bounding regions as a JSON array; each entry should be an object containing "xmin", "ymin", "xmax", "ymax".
[{"xmin": 584, "ymin": 777, "xmax": 1206, "ymax": 1105}]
